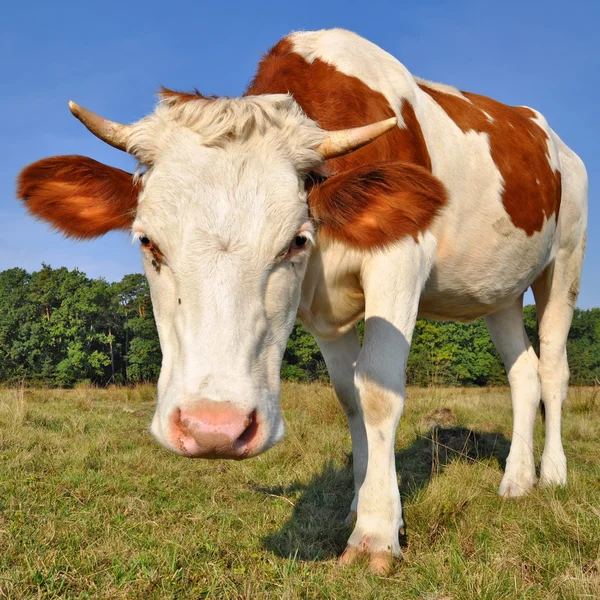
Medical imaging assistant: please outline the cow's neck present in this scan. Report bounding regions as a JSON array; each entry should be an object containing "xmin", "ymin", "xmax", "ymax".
[{"xmin": 298, "ymin": 238, "xmax": 366, "ymax": 340}]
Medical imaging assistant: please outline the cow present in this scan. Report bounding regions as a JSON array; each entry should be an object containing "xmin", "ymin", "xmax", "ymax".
[{"xmin": 17, "ymin": 29, "xmax": 587, "ymax": 572}]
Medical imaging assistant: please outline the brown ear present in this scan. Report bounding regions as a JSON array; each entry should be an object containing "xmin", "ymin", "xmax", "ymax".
[
  {"xmin": 309, "ymin": 161, "xmax": 447, "ymax": 249},
  {"xmin": 17, "ymin": 155, "xmax": 139, "ymax": 239}
]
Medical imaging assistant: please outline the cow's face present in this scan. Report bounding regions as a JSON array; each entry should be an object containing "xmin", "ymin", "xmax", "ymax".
[
  {"xmin": 17, "ymin": 93, "xmax": 398, "ymax": 459},
  {"xmin": 135, "ymin": 128, "xmax": 317, "ymax": 458}
]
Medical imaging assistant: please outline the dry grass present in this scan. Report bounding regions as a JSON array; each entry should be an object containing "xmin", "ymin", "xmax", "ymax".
[{"xmin": 0, "ymin": 384, "xmax": 598, "ymax": 599}]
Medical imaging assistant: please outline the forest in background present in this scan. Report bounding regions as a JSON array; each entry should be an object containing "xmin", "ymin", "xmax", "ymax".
[{"xmin": 1, "ymin": 265, "xmax": 598, "ymax": 387}]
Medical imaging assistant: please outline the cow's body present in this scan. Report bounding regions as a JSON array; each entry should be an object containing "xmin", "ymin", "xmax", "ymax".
[{"xmin": 18, "ymin": 29, "xmax": 587, "ymax": 572}]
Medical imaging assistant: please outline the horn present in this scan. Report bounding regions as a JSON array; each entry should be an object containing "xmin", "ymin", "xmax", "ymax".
[
  {"xmin": 68, "ymin": 101, "xmax": 132, "ymax": 152},
  {"xmin": 317, "ymin": 116, "xmax": 398, "ymax": 160}
]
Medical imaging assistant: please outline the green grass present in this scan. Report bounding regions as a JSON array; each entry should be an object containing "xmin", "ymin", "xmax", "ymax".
[{"xmin": 0, "ymin": 383, "xmax": 598, "ymax": 599}]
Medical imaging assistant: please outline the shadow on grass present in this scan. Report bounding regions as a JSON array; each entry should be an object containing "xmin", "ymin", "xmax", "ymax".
[{"xmin": 258, "ymin": 427, "xmax": 511, "ymax": 561}]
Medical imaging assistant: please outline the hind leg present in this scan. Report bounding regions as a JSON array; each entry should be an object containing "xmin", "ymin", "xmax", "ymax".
[
  {"xmin": 485, "ymin": 296, "xmax": 540, "ymax": 497},
  {"xmin": 532, "ymin": 262, "xmax": 579, "ymax": 486},
  {"xmin": 532, "ymin": 135, "xmax": 588, "ymax": 486}
]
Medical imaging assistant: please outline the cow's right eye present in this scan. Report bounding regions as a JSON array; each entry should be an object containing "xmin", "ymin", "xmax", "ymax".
[{"xmin": 140, "ymin": 236, "xmax": 151, "ymax": 247}]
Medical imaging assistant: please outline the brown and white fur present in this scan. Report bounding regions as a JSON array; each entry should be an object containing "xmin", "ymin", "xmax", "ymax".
[{"xmin": 17, "ymin": 29, "xmax": 587, "ymax": 572}]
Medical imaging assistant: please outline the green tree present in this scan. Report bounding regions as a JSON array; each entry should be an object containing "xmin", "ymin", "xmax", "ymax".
[
  {"xmin": 114, "ymin": 274, "xmax": 161, "ymax": 382},
  {"xmin": 0, "ymin": 268, "xmax": 35, "ymax": 382},
  {"xmin": 282, "ymin": 322, "xmax": 327, "ymax": 381},
  {"xmin": 567, "ymin": 308, "xmax": 600, "ymax": 385}
]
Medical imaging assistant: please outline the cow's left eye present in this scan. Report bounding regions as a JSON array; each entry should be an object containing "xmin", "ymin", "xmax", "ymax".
[
  {"xmin": 285, "ymin": 234, "xmax": 310, "ymax": 261},
  {"xmin": 137, "ymin": 234, "xmax": 165, "ymax": 272}
]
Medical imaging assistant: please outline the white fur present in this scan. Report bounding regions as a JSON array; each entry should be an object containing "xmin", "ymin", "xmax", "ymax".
[
  {"xmin": 130, "ymin": 97, "xmax": 323, "ymax": 456},
  {"xmin": 128, "ymin": 93, "xmax": 324, "ymax": 172}
]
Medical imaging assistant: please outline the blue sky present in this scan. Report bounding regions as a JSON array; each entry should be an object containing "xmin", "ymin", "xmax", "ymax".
[{"xmin": 1, "ymin": 0, "xmax": 597, "ymax": 307}]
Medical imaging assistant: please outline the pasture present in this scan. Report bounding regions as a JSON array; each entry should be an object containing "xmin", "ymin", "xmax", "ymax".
[{"xmin": 1, "ymin": 384, "xmax": 598, "ymax": 599}]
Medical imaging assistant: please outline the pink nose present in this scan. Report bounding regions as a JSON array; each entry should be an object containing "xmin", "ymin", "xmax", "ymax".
[{"xmin": 171, "ymin": 400, "xmax": 259, "ymax": 458}]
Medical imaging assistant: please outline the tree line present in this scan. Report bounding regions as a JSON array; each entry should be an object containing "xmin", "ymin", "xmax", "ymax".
[{"xmin": 1, "ymin": 265, "xmax": 598, "ymax": 387}]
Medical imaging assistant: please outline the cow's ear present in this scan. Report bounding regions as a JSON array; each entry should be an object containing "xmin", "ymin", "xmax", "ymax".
[
  {"xmin": 308, "ymin": 160, "xmax": 447, "ymax": 249},
  {"xmin": 17, "ymin": 155, "xmax": 139, "ymax": 239}
]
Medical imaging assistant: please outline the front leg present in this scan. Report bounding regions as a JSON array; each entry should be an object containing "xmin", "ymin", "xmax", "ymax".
[
  {"xmin": 315, "ymin": 327, "xmax": 366, "ymax": 524},
  {"xmin": 341, "ymin": 238, "xmax": 434, "ymax": 573}
]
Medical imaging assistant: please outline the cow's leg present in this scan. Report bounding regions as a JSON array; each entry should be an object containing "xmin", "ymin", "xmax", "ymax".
[
  {"xmin": 315, "ymin": 327, "xmax": 365, "ymax": 524},
  {"xmin": 532, "ymin": 258, "xmax": 580, "ymax": 487},
  {"xmin": 340, "ymin": 239, "xmax": 433, "ymax": 573},
  {"xmin": 484, "ymin": 296, "xmax": 540, "ymax": 497},
  {"xmin": 531, "ymin": 141, "xmax": 587, "ymax": 487}
]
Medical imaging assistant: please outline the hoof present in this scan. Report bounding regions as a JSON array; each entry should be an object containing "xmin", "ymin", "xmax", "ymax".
[
  {"xmin": 338, "ymin": 538, "xmax": 395, "ymax": 574},
  {"xmin": 540, "ymin": 452, "xmax": 567, "ymax": 487},
  {"xmin": 499, "ymin": 481, "xmax": 533, "ymax": 498},
  {"xmin": 499, "ymin": 468, "xmax": 536, "ymax": 498},
  {"xmin": 338, "ymin": 544, "xmax": 360, "ymax": 566},
  {"xmin": 368, "ymin": 551, "xmax": 394, "ymax": 574},
  {"xmin": 539, "ymin": 473, "xmax": 567, "ymax": 487}
]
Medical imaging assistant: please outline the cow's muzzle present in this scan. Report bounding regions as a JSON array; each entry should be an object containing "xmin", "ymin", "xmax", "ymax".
[{"xmin": 169, "ymin": 400, "xmax": 260, "ymax": 459}]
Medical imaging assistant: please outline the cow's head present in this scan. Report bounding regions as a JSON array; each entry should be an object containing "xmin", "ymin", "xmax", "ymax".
[{"xmin": 16, "ymin": 92, "xmax": 418, "ymax": 459}]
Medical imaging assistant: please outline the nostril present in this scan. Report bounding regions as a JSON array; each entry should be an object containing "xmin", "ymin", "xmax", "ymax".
[
  {"xmin": 235, "ymin": 409, "xmax": 259, "ymax": 450},
  {"xmin": 171, "ymin": 408, "xmax": 193, "ymax": 454}
]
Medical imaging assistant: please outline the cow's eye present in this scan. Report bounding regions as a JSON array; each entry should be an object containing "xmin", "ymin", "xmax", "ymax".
[
  {"xmin": 137, "ymin": 235, "xmax": 164, "ymax": 272},
  {"xmin": 285, "ymin": 234, "xmax": 310, "ymax": 261},
  {"xmin": 293, "ymin": 235, "xmax": 307, "ymax": 248}
]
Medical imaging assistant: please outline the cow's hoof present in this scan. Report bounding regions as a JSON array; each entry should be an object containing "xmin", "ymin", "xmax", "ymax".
[
  {"xmin": 338, "ymin": 539, "xmax": 395, "ymax": 574},
  {"xmin": 344, "ymin": 510, "xmax": 357, "ymax": 526},
  {"xmin": 499, "ymin": 472, "xmax": 536, "ymax": 498},
  {"xmin": 499, "ymin": 475, "xmax": 536, "ymax": 498},
  {"xmin": 499, "ymin": 458, "xmax": 536, "ymax": 498},
  {"xmin": 539, "ymin": 451, "xmax": 567, "ymax": 487},
  {"xmin": 368, "ymin": 551, "xmax": 394, "ymax": 574},
  {"xmin": 338, "ymin": 544, "xmax": 360, "ymax": 566}
]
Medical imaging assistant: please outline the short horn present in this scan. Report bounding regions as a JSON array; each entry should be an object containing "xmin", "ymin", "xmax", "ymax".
[
  {"xmin": 68, "ymin": 101, "xmax": 132, "ymax": 152},
  {"xmin": 317, "ymin": 116, "xmax": 398, "ymax": 160}
]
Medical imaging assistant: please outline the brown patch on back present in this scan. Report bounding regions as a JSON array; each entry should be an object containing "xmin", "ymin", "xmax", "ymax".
[
  {"xmin": 247, "ymin": 39, "xmax": 432, "ymax": 172},
  {"xmin": 418, "ymin": 84, "xmax": 561, "ymax": 235},
  {"xmin": 17, "ymin": 155, "xmax": 139, "ymax": 238},
  {"xmin": 245, "ymin": 38, "xmax": 441, "ymax": 249}
]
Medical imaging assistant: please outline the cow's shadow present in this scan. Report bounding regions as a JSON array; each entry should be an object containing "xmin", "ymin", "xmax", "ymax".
[{"xmin": 257, "ymin": 426, "xmax": 510, "ymax": 561}]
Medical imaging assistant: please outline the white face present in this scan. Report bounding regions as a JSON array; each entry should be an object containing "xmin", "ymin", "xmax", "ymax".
[{"xmin": 133, "ymin": 127, "xmax": 314, "ymax": 459}]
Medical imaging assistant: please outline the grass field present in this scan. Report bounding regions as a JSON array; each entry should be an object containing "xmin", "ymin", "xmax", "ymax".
[{"xmin": 0, "ymin": 384, "xmax": 598, "ymax": 599}]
